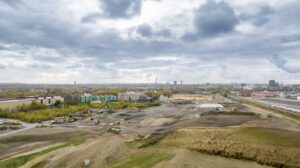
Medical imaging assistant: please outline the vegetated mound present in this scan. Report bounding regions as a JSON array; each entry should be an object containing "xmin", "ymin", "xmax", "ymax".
[
  {"xmin": 157, "ymin": 127, "xmax": 300, "ymax": 168},
  {"xmin": 154, "ymin": 149, "xmax": 268, "ymax": 168}
]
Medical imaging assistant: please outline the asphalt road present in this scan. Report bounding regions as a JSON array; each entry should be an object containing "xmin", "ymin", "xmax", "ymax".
[{"xmin": 257, "ymin": 98, "xmax": 300, "ymax": 113}]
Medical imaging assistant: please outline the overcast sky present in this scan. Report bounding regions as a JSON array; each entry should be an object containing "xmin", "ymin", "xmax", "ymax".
[{"xmin": 1, "ymin": 0, "xmax": 300, "ymax": 84}]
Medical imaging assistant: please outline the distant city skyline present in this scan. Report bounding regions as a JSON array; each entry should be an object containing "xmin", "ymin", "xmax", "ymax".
[{"xmin": 1, "ymin": 0, "xmax": 300, "ymax": 84}]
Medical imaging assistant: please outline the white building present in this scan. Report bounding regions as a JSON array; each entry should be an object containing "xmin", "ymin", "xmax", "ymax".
[
  {"xmin": 196, "ymin": 103, "xmax": 224, "ymax": 111},
  {"xmin": 117, "ymin": 92, "xmax": 143, "ymax": 101},
  {"xmin": 159, "ymin": 95, "xmax": 169, "ymax": 103},
  {"xmin": 242, "ymin": 84, "xmax": 255, "ymax": 90}
]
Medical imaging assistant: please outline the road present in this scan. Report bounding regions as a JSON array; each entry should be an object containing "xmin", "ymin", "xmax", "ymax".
[
  {"xmin": 257, "ymin": 98, "xmax": 300, "ymax": 113},
  {"xmin": 229, "ymin": 96, "xmax": 300, "ymax": 125},
  {"xmin": 0, "ymin": 118, "xmax": 37, "ymax": 138}
]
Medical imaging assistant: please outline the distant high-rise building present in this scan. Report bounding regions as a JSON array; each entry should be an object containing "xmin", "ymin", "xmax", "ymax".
[
  {"xmin": 74, "ymin": 81, "xmax": 77, "ymax": 85},
  {"xmin": 269, "ymin": 80, "xmax": 277, "ymax": 87},
  {"xmin": 173, "ymin": 81, "xmax": 177, "ymax": 85}
]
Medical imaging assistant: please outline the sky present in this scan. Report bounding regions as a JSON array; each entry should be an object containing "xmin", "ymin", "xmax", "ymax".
[{"xmin": 0, "ymin": 0, "xmax": 300, "ymax": 84}]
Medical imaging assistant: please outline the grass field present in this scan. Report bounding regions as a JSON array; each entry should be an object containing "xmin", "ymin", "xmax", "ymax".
[
  {"xmin": 108, "ymin": 152, "xmax": 173, "ymax": 168},
  {"xmin": 157, "ymin": 127, "xmax": 300, "ymax": 167}
]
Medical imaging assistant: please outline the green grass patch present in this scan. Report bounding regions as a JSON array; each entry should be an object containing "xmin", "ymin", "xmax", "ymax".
[
  {"xmin": 125, "ymin": 141, "xmax": 144, "ymax": 148},
  {"xmin": 108, "ymin": 152, "xmax": 173, "ymax": 168},
  {"xmin": 173, "ymin": 115, "xmax": 184, "ymax": 120},
  {"xmin": 31, "ymin": 160, "xmax": 49, "ymax": 168},
  {"xmin": 201, "ymin": 111, "xmax": 256, "ymax": 116},
  {"xmin": 0, "ymin": 131, "xmax": 94, "ymax": 144},
  {"xmin": 0, "ymin": 139, "xmax": 85, "ymax": 168},
  {"xmin": 165, "ymin": 115, "xmax": 184, "ymax": 120}
]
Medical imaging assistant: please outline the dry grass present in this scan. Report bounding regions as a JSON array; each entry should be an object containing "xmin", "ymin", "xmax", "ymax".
[{"xmin": 158, "ymin": 127, "xmax": 300, "ymax": 167}]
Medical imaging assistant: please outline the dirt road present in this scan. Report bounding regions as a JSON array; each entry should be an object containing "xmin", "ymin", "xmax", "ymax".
[{"xmin": 0, "ymin": 118, "xmax": 37, "ymax": 138}]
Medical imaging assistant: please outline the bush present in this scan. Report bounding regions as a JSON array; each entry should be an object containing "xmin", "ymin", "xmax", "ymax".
[
  {"xmin": 54, "ymin": 100, "xmax": 63, "ymax": 107},
  {"xmin": 17, "ymin": 101, "xmax": 48, "ymax": 112},
  {"xmin": 90, "ymin": 102, "xmax": 106, "ymax": 109},
  {"xmin": 106, "ymin": 101, "xmax": 160, "ymax": 110},
  {"xmin": 0, "ymin": 105, "xmax": 90, "ymax": 123}
]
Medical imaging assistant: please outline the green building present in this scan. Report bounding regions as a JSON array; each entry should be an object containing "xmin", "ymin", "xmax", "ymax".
[{"xmin": 80, "ymin": 95, "xmax": 118, "ymax": 103}]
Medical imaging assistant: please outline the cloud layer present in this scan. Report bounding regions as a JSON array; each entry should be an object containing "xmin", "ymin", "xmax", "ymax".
[
  {"xmin": 1, "ymin": 0, "xmax": 300, "ymax": 84},
  {"xmin": 183, "ymin": 0, "xmax": 239, "ymax": 41}
]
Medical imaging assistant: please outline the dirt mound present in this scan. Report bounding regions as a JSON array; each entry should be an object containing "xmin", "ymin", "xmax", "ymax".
[
  {"xmin": 140, "ymin": 118, "xmax": 173, "ymax": 127},
  {"xmin": 21, "ymin": 135, "xmax": 131, "ymax": 168}
]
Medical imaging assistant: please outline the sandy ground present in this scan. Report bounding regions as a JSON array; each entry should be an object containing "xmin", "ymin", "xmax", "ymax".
[{"xmin": 170, "ymin": 94, "xmax": 213, "ymax": 101}]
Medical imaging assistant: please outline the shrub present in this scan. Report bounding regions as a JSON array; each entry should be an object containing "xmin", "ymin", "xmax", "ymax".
[{"xmin": 0, "ymin": 105, "xmax": 90, "ymax": 123}]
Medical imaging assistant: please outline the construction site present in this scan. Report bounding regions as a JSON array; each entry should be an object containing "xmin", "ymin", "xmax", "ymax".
[{"xmin": 1, "ymin": 91, "xmax": 300, "ymax": 168}]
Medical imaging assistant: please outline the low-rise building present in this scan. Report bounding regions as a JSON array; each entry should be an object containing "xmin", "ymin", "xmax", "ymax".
[
  {"xmin": 159, "ymin": 95, "xmax": 170, "ymax": 102},
  {"xmin": 138, "ymin": 95, "xmax": 153, "ymax": 102},
  {"xmin": 252, "ymin": 91, "xmax": 280, "ymax": 98},
  {"xmin": 80, "ymin": 94, "xmax": 117, "ymax": 103},
  {"xmin": 196, "ymin": 103, "xmax": 224, "ymax": 111},
  {"xmin": 35, "ymin": 96, "xmax": 64, "ymax": 106},
  {"xmin": 117, "ymin": 92, "xmax": 144, "ymax": 101}
]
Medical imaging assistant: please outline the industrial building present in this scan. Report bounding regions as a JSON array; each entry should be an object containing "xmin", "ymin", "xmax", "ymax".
[{"xmin": 0, "ymin": 96, "xmax": 64, "ymax": 110}]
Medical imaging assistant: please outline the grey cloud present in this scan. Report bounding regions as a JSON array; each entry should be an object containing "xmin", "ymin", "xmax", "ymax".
[
  {"xmin": 271, "ymin": 54, "xmax": 300, "ymax": 73},
  {"xmin": 100, "ymin": 0, "xmax": 142, "ymax": 19},
  {"xmin": 0, "ymin": 11, "xmax": 87, "ymax": 50},
  {"xmin": 136, "ymin": 24, "xmax": 172, "ymax": 38},
  {"xmin": 1, "ymin": 0, "xmax": 24, "ymax": 8},
  {"xmin": 280, "ymin": 34, "xmax": 300, "ymax": 43},
  {"xmin": 182, "ymin": 0, "xmax": 239, "ymax": 41},
  {"xmin": 136, "ymin": 24, "xmax": 154, "ymax": 37},
  {"xmin": 81, "ymin": 13, "xmax": 102, "ymax": 23},
  {"xmin": 240, "ymin": 5, "xmax": 274, "ymax": 26},
  {"xmin": 156, "ymin": 29, "xmax": 172, "ymax": 38},
  {"xmin": 0, "ymin": 64, "xmax": 7, "ymax": 69},
  {"xmin": 1, "ymin": 0, "xmax": 300, "ymax": 83}
]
